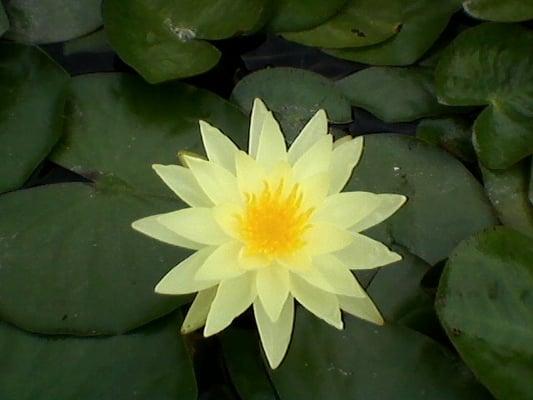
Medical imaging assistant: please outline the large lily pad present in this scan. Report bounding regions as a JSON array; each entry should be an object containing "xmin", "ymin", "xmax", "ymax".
[
  {"xmin": 0, "ymin": 314, "xmax": 197, "ymax": 400},
  {"xmin": 326, "ymin": 0, "xmax": 459, "ymax": 66},
  {"xmin": 463, "ymin": 0, "xmax": 533, "ymax": 22},
  {"xmin": 231, "ymin": 67, "xmax": 352, "ymax": 140},
  {"xmin": 4, "ymin": 0, "xmax": 102, "ymax": 44},
  {"xmin": 435, "ymin": 23, "xmax": 533, "ymax": 169},
  {"xmin": 282, "ymin": 0, "xmax": 401, "ymax": 49},
  {"xmin": 346, "ymin": 134, "xmax": 497, "ymax": 265},
  {"xmin": 0, "ymin": 42, "xmax": 69, "ymax": 194},
  {"xmin": 0, "ymin": 3, "xmax": 9, "ymax": 35},
  {"xmin": 436, "ymin": 227, "xmax": 533, "ymax": 400}
]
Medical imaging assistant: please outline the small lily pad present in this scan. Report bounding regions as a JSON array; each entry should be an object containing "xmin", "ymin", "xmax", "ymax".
[{"xmin": 463, "ymin": 0, "xmax": 533, "ymax": 22}]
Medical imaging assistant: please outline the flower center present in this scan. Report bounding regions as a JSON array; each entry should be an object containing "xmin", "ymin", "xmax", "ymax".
[{"xmin": 238, "ymin": 179, "xmax": 313, "ymax": 259}]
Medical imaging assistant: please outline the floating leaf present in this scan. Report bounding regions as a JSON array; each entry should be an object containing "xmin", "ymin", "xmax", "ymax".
[
  {"xmin": 436, "ymin": 227, "xmax": 533, "ymax": 400},
  {"xmin": 4, "ymin": 0, "xmax": 102, "ymax": 44},
  {"xmin": 63, "ymin": 29, "xmax": 112, "ymax": 56},
  {"xmin": 435, "ymin": 23, "xmax": 533, "ymax": 169},
  {"xmin": 0, "ymin": 3, "xmax": 9, "ymax": 35},
  {"xmin": 463, "ymin": 0, "xmax": 533, "ymax": 22},
  {"xmin": 0, "ymin": 43, "xmax": 68, "ymax": 194},
  {"xmin": 0, "ymin": 314, "xmax": 197, "ymax": 400}
]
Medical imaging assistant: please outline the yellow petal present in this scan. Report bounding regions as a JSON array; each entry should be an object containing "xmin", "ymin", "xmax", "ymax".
[
  {"xmin": 287, "ymin": 109, "xmax": 327, "ymax": 164},
  {"xmin": 351, "ymin": 194, "xmax": 407, "ymax": 233},
  {"xmin": 235, "ymin": 151, "xmax": 266, "ymax": 195},
  {"xmin": 338, "ymin": 293, "xmax": 384, "ymax": 325},
  {"xmin": 204, "ymin": 272, "xmax": 256, "ymax": 336},
  {"xmin": 305, "ymin": 222, "xmax": 353, "ymax": 255},
  {"xmin": 249, "ymin": 98, "xmax": 269, "ymax": 159},
  {"xmin": 199, "ymin": 120, "xmax": 240, "ymax": 173},
  {"xmin": 254, "ymin": 296, "xmax": 294, "ymax": 369},
  {"xmin": 212, "ymin": 202, "xmax": 242, "ymax": 239},
  {"xmin": 329, "ymin": 136, "xmax": 363, "ymax": 194},
  {"xmin": 332, "ymin": 135, "xmax": 352, "ymax": 148},
  {"xmin": 155, "ymin": 248, "xmax": 217, "ymax": 294},
  {"xmin": 335, "ymin": 233, "xmax": 402, "ymax": 269},
  {"xmin": 292, "ymin": 134, "xmax": 332, "ymax": 181},
  {"xmin": 277, "ymin": 248, "xmax": 312, "ymax": 272},
  {"xmin": 181, "ymin": 287, "xmax": 217, "ymax": 334},
  {"xmin": 158, "ymin": 207, "xmax": 230, "ymax": 246},
  {"xmin": 132, "ymin": 214, "xmax": 202, "ymax": 250},
  {"xmin": 289, "ymin": 273, "xmax": 343, "ymax": 329},
  {"xmin": 238, "ymin": 248, "xmax": 271, "ymax": 270},
  {"xmin": 313, "ymin": 191, "xmax": 379, "ymax": 229},
  {"xmin": 299, "ymin": 172, "xmax": 330, "ymax": 209},
  {"xmin": 255, "ymin": 111, "xmax": 287, "ymax": 169},
  {"xmin": 256, "ymin": 265, "xmax": 290, "ymax": 321},
  {"xmin": 184, "ymin": 156, "xmax": 240, "ymax": 205},
  {"xmin": 153, "ymin": 164, "xmax": 212, "ymax": 207},
  {"xmin": 195, "ymin": 241, "xmax": 245, "ymax": 281}
]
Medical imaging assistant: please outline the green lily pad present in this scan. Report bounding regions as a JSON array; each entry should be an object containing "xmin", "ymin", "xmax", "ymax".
[
  {"xmin": 435, "ymin": 23, "xmax": 533, "ymax": 169},
  {"xmin": 326, "ymin": 0, "xmax": 460, "ymax": 66},
  {"xmin": 0, "ymin": 313, "xmax": 197, "ymax": 400},
  {"xmin": 0, "ymin": 42, "xmax": 69, "ymax": 194},
  {"xmin": 231, "ymin": 67, "xmax": 352, "ymax": 141},
  {"xmin": 4, "ymin": 0, "xmax": 102, "ymax": 44},
  {"xmin": 267, "ymin": 0, "xmax": 348, "ymax": 33},
  {"xmin": 463, "ymin": 0, "xmax": 533, "ymax": 22},
  {"xmin": 347, "ymin": 134, "xmax": 497, "ymax": 265},
  {"xmin": 436, "ymin": 227, "xmax": 533, "ymax": 400},
  {"xmin": 63, "ymin": 29, "xmax": 112, "ymax": 56},
  {"xmin": 0, "ymin": 3, "xmax": 9, "ymax": 35},
  {"xmin": 530, "ymin": 161, "xmax": 533, "ymax": 206},
  {"xmin": 337, "ymin": 66, "xmax": 454, "ymax": 123},
  {"xmin": 282, "ymin": 0, "xmax": 401, "ymax": 49},
  {"xmin": 481, "ymin": 160, "xmax": 533, "ymax": 239},
  {"xmin": 104, "ymin": 0, "xmax": 268, "ymax": 83},
  {"xmin": 417, "ymin": 117, "xmax": 476, "ymax": 163}
]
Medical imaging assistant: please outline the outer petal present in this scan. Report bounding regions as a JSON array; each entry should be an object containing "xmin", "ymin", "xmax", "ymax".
[
  {"xmin": 204, "ymin": 272, "xmax": 256, "ymax": 336},
  {"xmin": 158, "ymin": 207, "xmax": 230, "ymax": 246},
  {"xmin": 254, "ymin": 296, "xmax": 294, "ymax": 369},
  {"xmin": 132, "ymin": 214, "xmax": 202, "ymax": 250},
  {"xmin": 287, "ymin": 109, "xmax": 327, "ymax": 164},
  {"xmin": 350, "ymin": 194, "xmax": 407, "ymax": 233},
  {"xmin": 195, "ymin": 241, "xmax": 245, "ymax": 281},
  {"xmin": 256, "ymin": 265, "xmax": 290, "ymax": 321},
  {"xmin": 338, "ymin": 294, "xmax": 384, "ymax": 325},
  {"xmin": 292, "ymin": 134, "xmax": 332, "ymax": 181},
  {"xmin": 153, "ymin": 164, "xmax": 212, "ymax": 207},
  {"xmin": 329, "ymin": 136, "xmax": 363, "ymax": 194},
  {"xmin": 255, "ymin": 111, "xmax": 287, "ymax": 169},
  {"xmin": 235, "ymin": 151, "xmax": 267, "ymax": 195},
  {"xmin": 305, "ymin": 222, "xmax": 353, "ymax": 255},
  {"xmin": 335, "ymin": 233, "xmax": 402, "ymax": 269},
  {"xmin": 199, "ymin": 120, "xmax": 240, "ymax": 173},
  {"xmin": 289, "ymin": 273, "xmax": 343, "ymax": 329},
  {"xmin": 155, "ymin": 248, "xmax": 217, "ymax": 294},
  {"xmin": 299, "ymin": 172, "xmax": 330, "ymax": 209},
  {"xmin": 181, "ymin": 287, "xmax": 217, "ymax": 334},
  {"xmin": 313, "ymin": 192, "xmax": 379, "ymax": 229},
  {"xmin": 249, "ymin": 98, "xmax": 269, "ymax": 159}
]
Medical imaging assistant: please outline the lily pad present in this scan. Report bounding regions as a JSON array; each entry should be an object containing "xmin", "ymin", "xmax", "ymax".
[
  {"xmin": 0, "ymin": 313, "xmax": 197, "ymax": 400},
  {"xmin": 346, "ymin": 134, "xmax": 497, "ymax": 265},
  {"xmin": 231, "ymin": 67, "xmax": 352, "ymax": 140},
  {"xmin": 0, "ymin": 3, "xmax": 9, "ymax": 35},
  {"xmin": 463, "ymin": 0, "xmax": 533, "ymax": 22},
  {"xmin": 283, "ymin": 0, "xmax": 401, "ymax": 49},
  {"xmin": 337, "ymin": 66, "xmax": 454, "ymax": 123},
  {"xmin": 326, "ymin": 0, "xmax": 460, "ymax": 66},
  {"xmin": 0, "ymin": 42, "xmax": 69, "ymax": 194},
  {"xmin": 63, "ymin": 29, "xmax": 112, "ymax": 56},
  {"xmin": 4, "ymin": 0, "xmax": 103, "ymax": 44},
  {"xmin": 436, "ymin": 227, "xmax": 533, "ymax": 400},
  {"xmin": 435, "ymin": 23, "xmax": 533, "ymax": 169},
  {"xmin": 481, "ymin": 160, "xmax": 533, "ymax": 239}
]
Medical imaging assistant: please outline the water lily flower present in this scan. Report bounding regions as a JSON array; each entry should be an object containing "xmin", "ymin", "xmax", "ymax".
[{"xmin": 132, "ymin": 99, "xmax": 406, "ymax": 369}]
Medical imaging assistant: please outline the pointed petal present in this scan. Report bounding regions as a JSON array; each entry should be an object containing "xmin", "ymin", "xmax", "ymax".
[
  {"xmin": 195, "ymin": 241, "xmax": 245, "ymax": 281},
  {"xmin": 256, "ymin": 265, "xmax": 290, "ymax": 321},
  {"xmin": 158, "ymin": 207, "xmax": 230, "ymax": 246},
  {"xmin": 155, "ymin": 248, "xmax": 217, "ymax": 294},
  {"xmin": 181, "ymin": 287, "xmax": 217, "ymax": 334},
  {"xmin": 333, "ymin": 135, "xmax": 352, "ymax": 148},
  {"xmin": 204, "ymin": 273, "xmax": 256, "ymax": 336},
  {"xmin": 153, "ymin": 164, "xmax": 212, "ymax": 207},
  {"xmin": 299, "ymin": 172, "xmax": 330, "ymax": 209},
  {"xmin": 254, "ymin": 296, "xmax": 294, "ymax": 369},
  {"xmin": 313, "ymin": 192, "xmax": 379, "ymax": 229},
  {"xmin": 132, "ymin": 214, "xmax": 202, "ymax": 250},
  {"xmin": 292, "ymin": 135, "xmax": 333, "ymax": 181},
  {"xmin": 338, "ymin": 294, "xmax": 384, "ymax": 325},
  {"xmin": 329, "ymin": 136, "xmax": 364, "ymax": 194},
  {"xmin": 305, "ymin": 223, "xmax": 353, "ymax": 255},
  {"xmin": 351, "ymin": 194, "xmax": 407, "ymax": 233},
  {"xmin": 235, "ymin": 151, "xmax": 266, "ymax": 195},
  {"xmin": 212, "ymin": 202, "xmax": 242, "ymax": 239},
  {"xmin": 249, "ymin": 98, "xmax": 269, "ymax": 159},
  {"xmin": 277, "ymin": 248, "xmax": 312, "ymax": 272},
  {"xmin": 288, "ymin": 109, "xmax": 328, "ymax": 164},
  {"xmin": 335, "ymin": 233, "xmax": 402, "ymax": 269},
  {"xmin": 255, "ymin": 111, "xmax": 287, "ymax": 169},
  {"xmin": 289, "ymin": 273, "xmax": 343, "ymax": 329},
  {"xmin": 199, "ymin": 120, "xmax": 240, "ymax": 173}
]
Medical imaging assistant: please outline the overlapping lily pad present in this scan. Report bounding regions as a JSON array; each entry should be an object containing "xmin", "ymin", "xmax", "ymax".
[
  {"xmin": 4, "ymin": 0, "xmax": 102, "ymax": 43},
  {"xmin": 0, "ymin": 42, "xmax": 69, "ymax": 194},
  {"xmin": 435, "ymin": 23, "xmax": 533, "ymax": 169},
  {"xmin": 436, "ymin": 227, "xmax": 533, "ymax": 399},
  {"xmin": 463, "ymin": 0, "xmax": 533, "ymax": 22},
  {"xmin": 0, "ymin": 314, "xmax": 197, "ymax": 400}
]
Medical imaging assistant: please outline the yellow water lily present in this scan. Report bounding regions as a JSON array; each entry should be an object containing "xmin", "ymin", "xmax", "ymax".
[{"xmin": 132, "ymin": 99, "xmax": 406, "ymax": 369}]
